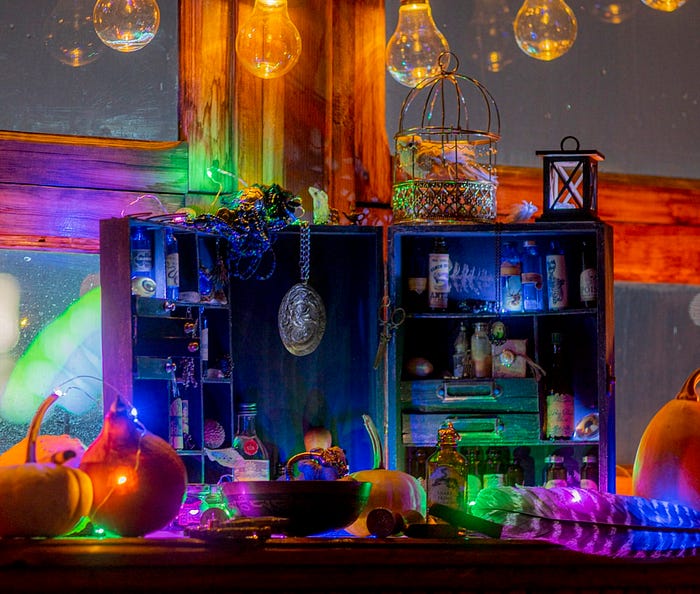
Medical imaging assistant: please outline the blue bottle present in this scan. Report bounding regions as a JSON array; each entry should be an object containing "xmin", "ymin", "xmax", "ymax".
[
  {"xmin": 165, "ymin": 229, "xmax": 180, "ymax": 301},
  {"xmin": 521, "ymin": 240, "xmax": 544, "ymax": 312},
  {"xmin": 130, "ymin": 226, "xmax": 156, "ymax": 297},
  {"xmin": 500, "ymin": 241, "xmax": 522, "ymax": 312}
]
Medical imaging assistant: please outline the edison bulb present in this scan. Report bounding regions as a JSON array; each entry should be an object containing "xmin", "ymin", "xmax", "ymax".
[
  {"xmin": 44, "ymin": 0, "xmax": 105, "ymax": 67},
  {"xmin": 93, "ymin": 0, "xmax": 161, "ymax": 53},
  {"xmin": 235, "ymin": 0, "xmax": 302, "ymax": 79},
  {"xmin": 641, "ymin": 0, "xmax": 686, "ymax": 11},
  {"xmin": 513, "ymin": 0, "xmax": 578, "ymax": 62},
  {"xmin": 386, "ymin": 0, "xmax": 450, "ymax": 87}
]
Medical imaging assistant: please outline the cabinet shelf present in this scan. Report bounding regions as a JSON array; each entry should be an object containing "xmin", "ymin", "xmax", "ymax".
[{"xmin": 389, "ymin": 221, "xmax": 614, "ymax": 493}]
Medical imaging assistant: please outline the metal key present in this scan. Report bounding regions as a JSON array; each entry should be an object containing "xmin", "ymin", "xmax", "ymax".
[{"xmin": 372, "ymin": 302, "xmax": 405, "ymax": 370}]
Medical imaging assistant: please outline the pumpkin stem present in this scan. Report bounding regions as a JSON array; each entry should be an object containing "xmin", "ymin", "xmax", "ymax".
[
  {"xmin": 25, "ymin": 392, "xmax": 59, "ymax": 464},
  {"xmin": 362, "ymin": 414, "xmax": 385, "ymax": 470},
  {"xmin": 676, "ymin": 368, "xmax": 700, "ymax": 402}
]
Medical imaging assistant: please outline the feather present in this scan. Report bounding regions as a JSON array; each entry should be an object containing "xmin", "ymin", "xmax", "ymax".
[{"xmin": 469, "ymin": 486, "xmax": 700, "ymax": 558}]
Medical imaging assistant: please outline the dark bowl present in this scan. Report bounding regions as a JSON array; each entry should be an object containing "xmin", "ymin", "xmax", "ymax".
[{"xmin": 221, "ymin": 479, "xmax": 371, "ymax": 536}]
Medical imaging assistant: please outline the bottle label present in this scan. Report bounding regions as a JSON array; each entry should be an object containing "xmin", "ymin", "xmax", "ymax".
[
  {"xmin": 580, "ymin": 478, "xmax": 598, "ymax": 490},
  {"xmin": 234, "ymin": 458, "xmax": 270, "ymax": 481},
  {"xmin": 428, "ymin": 253, "xmax": 449, "ymax": 309},
  {"xmin": 521, "ymin": 271, "xmax": 543, "ymax": 289},
  {"xmin": 408, "ymin": 277, "xmax": 427, "ymax": 294},
  {"xmin": 483, "ymin": 473, "xmax": 505, "ymax": 489},
  {"xmin": 546, "ymin": 254, "xmax": 568, "ymax": 310},
  {"xmin": 166, "ymin": 252, "xmax": 180, "ymax": 288},
  {"xmin": 169, "ymin": 397, "xmax": 184, "ymax": 450},
  {"xmin": 546, "ymin": 391, "xmax": 575, "ymax": 439},
  {"xmin": 580, "ymin": 268, "xmax": 596, "ymax": 303},
  {"xmin": 242, "ymin": 438, "xmax": 259, "ymax": 457},
  {"xmin": 427, "ymin": 465, "xmax": 465, "ymax": 509},
  {"xmin": 132, "ymin": 248, "xmax": 152, "ymax": 273},
  {"xmin": 501, "ymin": 274, "xmax": 523, "ymax": 311}
]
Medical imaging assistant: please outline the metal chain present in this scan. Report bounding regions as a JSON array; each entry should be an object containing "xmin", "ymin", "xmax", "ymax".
[{"xmin": 299, "ymin": 221, "xmax": 310, "ymax": 284}]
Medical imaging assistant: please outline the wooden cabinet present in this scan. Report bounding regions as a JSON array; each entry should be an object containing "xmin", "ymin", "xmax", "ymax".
[
  {"xmin": 387, "ymin": 221, "xmax": 615, "ymax": 492},
  {"xmin": 100, "ymin": 217, "xmax": 234, "ymax": 483}
]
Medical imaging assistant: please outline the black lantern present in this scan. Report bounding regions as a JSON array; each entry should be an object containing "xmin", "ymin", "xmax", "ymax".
[{"xmin": 536, "ymin": 136, "xmax": 604, "ymax": 221}]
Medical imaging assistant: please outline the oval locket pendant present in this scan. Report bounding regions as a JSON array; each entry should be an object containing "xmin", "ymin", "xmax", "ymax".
[
  {"xmin": 278, "ymin": 222, "xmax": 326, "ymax": 356},
  {"xmin": 278, "ymin": 282, "xmax": 326, "ymax": 356}
]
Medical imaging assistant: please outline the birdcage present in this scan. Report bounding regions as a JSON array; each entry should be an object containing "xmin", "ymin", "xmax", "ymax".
[{"xmin": 392, "ymin": 53, "xmax": 500, "ymax": 224}]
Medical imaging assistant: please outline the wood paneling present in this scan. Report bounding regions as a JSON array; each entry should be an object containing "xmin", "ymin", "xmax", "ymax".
[
  {"xmin": 496, "ymin": 166, "xmax": 700, "ymax": 285},
  {"xmin": 0, "ymin": 2, "xmax": 696, "ymax": 287}
]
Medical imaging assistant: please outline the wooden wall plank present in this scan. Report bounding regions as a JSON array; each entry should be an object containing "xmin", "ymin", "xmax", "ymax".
[{"xmin": 179, "ymin": 0, "xmax": 235, "ymax": 195}]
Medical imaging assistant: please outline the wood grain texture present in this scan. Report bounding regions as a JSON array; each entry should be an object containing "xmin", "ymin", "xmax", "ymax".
[
  {"xmin": 496, "ymin": 166, "xmax": 700, "ymax": 285},
  {"xmin": 179, "ymin": 0, "xmax": 235, "ymax": 194}
]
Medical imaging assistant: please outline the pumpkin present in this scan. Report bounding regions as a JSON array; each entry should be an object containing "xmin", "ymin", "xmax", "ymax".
[
  {"xmin": 633, "ymin": 368, "xmax": 700, "ymax": 509},
  {"xmin": 0, "ymin": 434, "xmax": 85, "ymax": 468},
  {"xmin": 345, "ymin": 415, "xmax": 426, "ymax": 537},
  {"xmin": 0, "ymin": 393, "xmax": 93, "ymax": 538},
  {"xmin": 80, "ymin": 395, "xmax": 187, "ymax": 536}
]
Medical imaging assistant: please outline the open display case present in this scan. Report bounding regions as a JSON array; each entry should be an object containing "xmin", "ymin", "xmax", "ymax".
[
  {"xmin": 100, "ymin": 217, "xmax": 614, "ymax": 492},
  {"xmin": 388, "ymin": 221, "xmax": 615, "ymax": 492}
]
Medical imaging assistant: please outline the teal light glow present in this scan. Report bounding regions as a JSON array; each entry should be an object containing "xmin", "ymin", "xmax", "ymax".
[{"xmin": 0, "ymin": 287, "xmax": 102, "ymax": 424}]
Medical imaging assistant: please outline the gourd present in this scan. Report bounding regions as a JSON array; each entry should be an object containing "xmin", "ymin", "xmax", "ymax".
[
  {"xmin": 0, "ymin": 393, "xmax": 93, "ymax": 537},
  {"xmin": 80, "ymin": 395, "xmax": 187, "ymax": 537},
  {"xmin": 345, "ymin": 415, "xmax": 426, "ymax": 537},
  {"xmin": 633, "ymin": 368, "xmax": 700, "ymax": 509}
]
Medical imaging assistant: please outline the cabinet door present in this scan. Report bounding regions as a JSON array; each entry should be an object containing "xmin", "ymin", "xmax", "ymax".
[{"xmin": 389, "ymin": 222, "xmax": 614, "ymax": 492}]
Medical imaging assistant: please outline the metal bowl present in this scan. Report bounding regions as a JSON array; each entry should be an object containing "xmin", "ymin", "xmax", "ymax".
[{"xmin": 221, "ymin": 479, "xmax": 371, "ymax": 536}]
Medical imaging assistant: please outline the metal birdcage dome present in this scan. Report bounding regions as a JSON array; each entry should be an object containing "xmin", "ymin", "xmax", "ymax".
[{"xmin": 392, "ymin": 52, "xmax": 501, "ymax": 224}]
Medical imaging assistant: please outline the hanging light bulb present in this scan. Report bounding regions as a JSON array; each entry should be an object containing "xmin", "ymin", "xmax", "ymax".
[
  {"xmin": 386, "ymin": 0, "xmax": 450, "ymax": 88},
  {"xmin": 641, "ymin": 0, "xmax": 686, "ymax": 11},
  {"xmin": 235, "ymin": 0, "xmax": 302, "ymax": 80},
  {"xmin": 93, "ymin": 0, "xmax": 161, "ymax": 53},
  {"xmin": 44, "ymin": 0, "xmax": 105, "ymax": 67},
  {"xmin": 590, "ymin": 1, "xmax": 638, "ymax": 24},
  {"xmin": 513, "ymin": 0, "xmax": 578, "ymax": 62}
]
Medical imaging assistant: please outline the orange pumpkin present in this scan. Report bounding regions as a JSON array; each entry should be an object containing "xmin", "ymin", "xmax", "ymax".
[
  {"xmin": 0, "ymin": 394, "xmax": 93, "ymax": 538},
  {"xmin": 633, "ymin": 368, "xmax": 700, "ymax": 509},
  {"xmin": 345, "ymin": 415, "xmax": 426, "ymax": 537}
]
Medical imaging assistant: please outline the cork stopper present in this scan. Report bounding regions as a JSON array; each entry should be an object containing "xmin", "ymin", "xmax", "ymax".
[{"xmin": 437, "ymin": 421, "xmax": 461, "ymax": 446}]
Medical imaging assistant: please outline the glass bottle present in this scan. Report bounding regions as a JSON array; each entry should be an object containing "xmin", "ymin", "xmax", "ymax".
[
  {"xmin": 406, "ymin": 243, "xmax": 428, "ymax": 312},
  {"xmin": 200, "ymin": 315, "xmax": 209, "ymax": 376},
  {"xmin": 579, "ymin": 240, "xmax": 597, "ymax": 308},
  {"xmin": 427, "ymin": 237, "xmax": 450, "ymax": 311},
  {"xmin": 545, "ymin": 240, "xmax": 568, "ymax": 311},
  {"xmin": 231, "ymin": 403, "xmax": 270, "ymax": 481},
  {"xmin": 465, "ymin": 447, "xmax": 483, "ymax": 505},
  {"xmin": 505, "ymin": 452, "xmax": 525, "ymax": 486},
  {"xmin": 452, "ymin": 322, "xmax": 468, "ymax": 379},
  {"xmin": 165, "ymin": 229, "xmax": 180, "ymax": 301},
  {"xmin": 580, "ymin": 454, "xmax": 599, "ymax": 490},
  {"xmin": 130, "ymin": 225, "xmax": 156, "ymax": 297},
  {"xmin": 470, "ymin": 322, "xmax": 492, "ymax": 378},
  {"xmin": 545, "ymin": 333, "xmax": 575, "ymax": 440},
  {"xmin": 500, "ymin": 241, "xmax": 523, "ymax": 312},
  {"xmin": 482, "ymin": 447, "xmax": 505, "ymax": 488},
  {"xmin": 426, "ymin": 421, "xmax": 467, "ymax": 511},
  {"xmin": 521, "ymin": 240, "xmax": 544, "ymax": 311},
  {"xmin": 544, "ymin": 455, "xmax": 568, "ymax": 488}
]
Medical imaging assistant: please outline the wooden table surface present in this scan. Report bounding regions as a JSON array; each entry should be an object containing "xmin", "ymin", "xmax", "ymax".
[{"xmin": 2, "ymin": 532, "xmax": 700, "ymax": 594}]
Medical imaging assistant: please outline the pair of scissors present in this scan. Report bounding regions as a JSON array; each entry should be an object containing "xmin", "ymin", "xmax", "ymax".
[{"xmin": 373, "ymin": 299, "xmax": 406, "ymax": 369}]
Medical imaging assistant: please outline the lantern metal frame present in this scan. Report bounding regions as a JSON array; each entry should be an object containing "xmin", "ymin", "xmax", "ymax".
[
  {"xmin": 392, "ymin": 52, "xmax": 501, "ymax": 224},
  {"xmin": 536, "ymin": 136, "xmax": 604, "ymax": 221}
]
